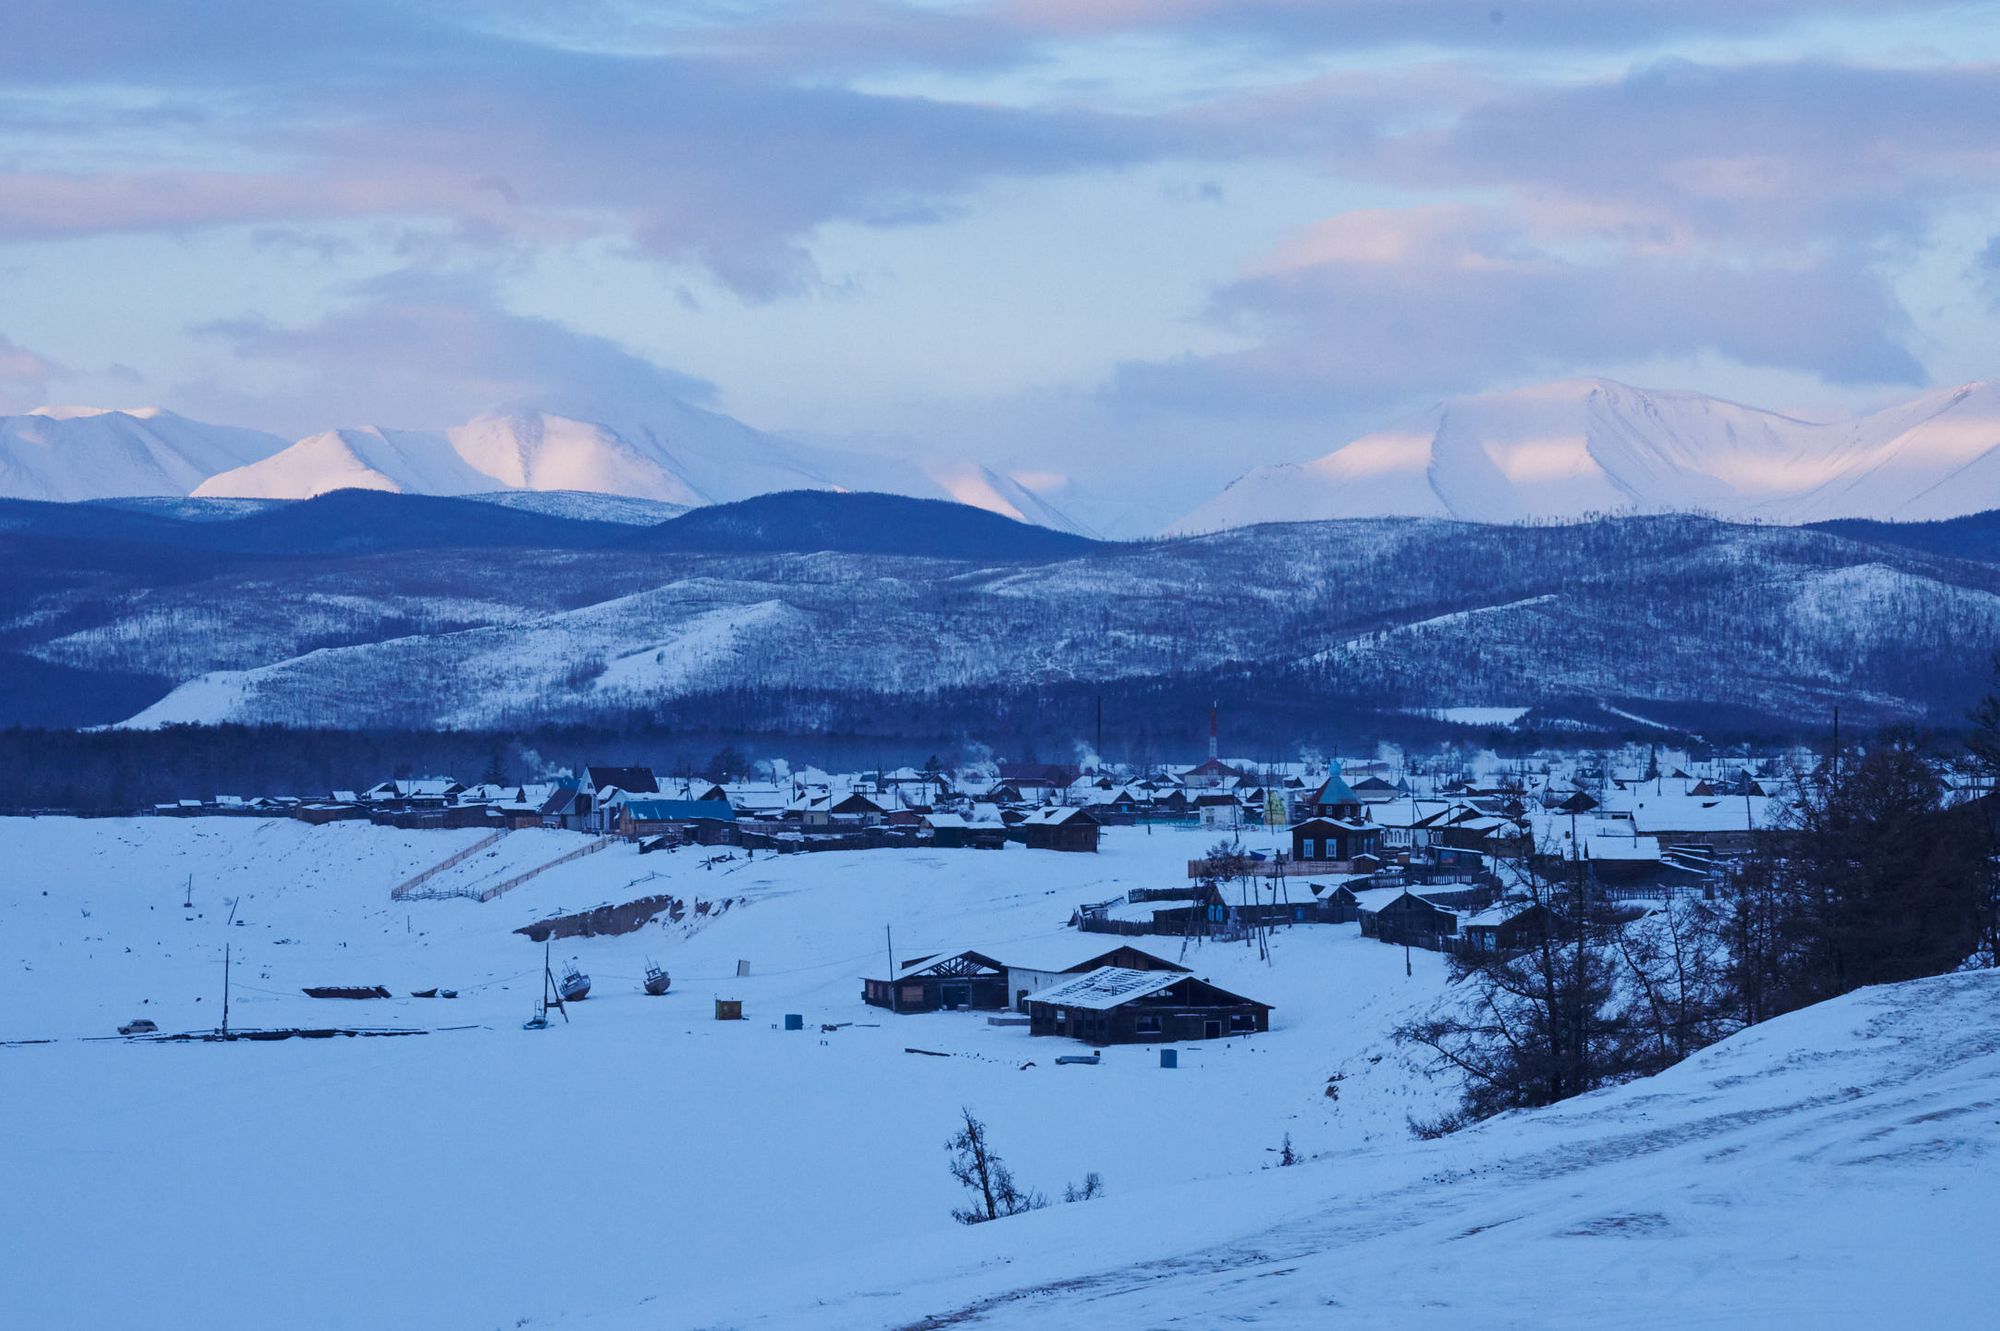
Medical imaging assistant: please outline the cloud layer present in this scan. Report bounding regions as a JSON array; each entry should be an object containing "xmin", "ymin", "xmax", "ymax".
[{"xmin": 1, "ymin": 0, "xmax": 1995, "ymax": 519}]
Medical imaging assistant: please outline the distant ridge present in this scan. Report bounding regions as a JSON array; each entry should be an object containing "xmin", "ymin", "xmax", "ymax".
[
  {"xmin": 1808, "ymin": 509, "xmax": 2000, "ymax": 565},
  {"xmin": 626, "ymin": 490, "xmax": 1104, "ymax": 560}
]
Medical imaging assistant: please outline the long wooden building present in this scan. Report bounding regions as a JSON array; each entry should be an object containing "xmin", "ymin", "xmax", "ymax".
[{"xmin": 1024, "ymin": 966, "xmax": 1271, "ymax": 1045}]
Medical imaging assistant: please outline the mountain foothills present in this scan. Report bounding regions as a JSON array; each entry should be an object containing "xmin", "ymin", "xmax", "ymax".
[
  {"xmin": 9, "ymin": 377, "xmax": 2000, "ymax": 538},
  {"xmin": 1171, "ymin": 378, "xmax": 2000, "ymax": 533},
  {"xmin": 1, "ymin": 489, "xmax": 1996, "ymax": 733}
]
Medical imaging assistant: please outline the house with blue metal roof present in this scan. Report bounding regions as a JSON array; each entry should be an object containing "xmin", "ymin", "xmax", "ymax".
[{"xmin": 614, "ymin": 797, "xmax": 739, "ymax": 845}]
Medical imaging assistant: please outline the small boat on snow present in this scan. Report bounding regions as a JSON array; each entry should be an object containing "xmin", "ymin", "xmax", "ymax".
[
  {"xmin": 642, "ymin": 962, "xmax": 671, "ymax": 996},
  {"xmin": 559, "ymin": 964, "xmax": 591, "ymax": 1002},
  {"xmin": 303, "ymin": 985, "xmax": 391, "ymax": 1000}
]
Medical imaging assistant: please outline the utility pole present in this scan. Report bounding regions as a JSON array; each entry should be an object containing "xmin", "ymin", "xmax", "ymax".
[
  {"xmin": 886, "ymin": 925, "xmax": 898, "ymax": 1014},
  {"xmin": 221, "ymin": 943, "xmax": 231, "ymax": 1037}
]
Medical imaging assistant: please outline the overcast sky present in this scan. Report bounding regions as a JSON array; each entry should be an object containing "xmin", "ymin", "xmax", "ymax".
[{"xmin": 4, "ymin": 1, "xmax": 1998, "ymax": 526}]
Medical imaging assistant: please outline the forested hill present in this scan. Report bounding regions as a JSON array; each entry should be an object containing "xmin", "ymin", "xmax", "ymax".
[{"xmin": 3, "ymin": 495, "xmax": 1998, "ymax": 735}]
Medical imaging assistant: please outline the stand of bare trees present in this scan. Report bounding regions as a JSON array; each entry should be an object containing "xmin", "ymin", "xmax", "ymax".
[
  {"xmin": 1397, "ymin": 851, "xmax": 1641, "ymax": 1129},
  {"xmin": 1402, "ymin": 722, "xmax": 1999, "ymax": 1131}
]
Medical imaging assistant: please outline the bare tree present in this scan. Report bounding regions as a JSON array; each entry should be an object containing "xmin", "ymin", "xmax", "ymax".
[
  {"xmin": 1062, "ymin": 1172, "xmax": 1105, "ymax": 1202},
  {"xmin": 1397, "ymin": 844, "xmax": 1631, "ymax": 1124},
  {"xmin": 1615, "ymin": 893, "xmax": 1741, "ymax": 1075},
  {"xmin": 945, "ymin": 1109, "xmax": 1045, "ymax": 1225}
]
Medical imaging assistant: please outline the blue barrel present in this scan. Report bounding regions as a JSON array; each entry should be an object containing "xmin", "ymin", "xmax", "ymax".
[
  {"xmin": 1160, "ymin": 1048, "xmax": 1177, "ymax": 1069},
  {"xmin": 784, "ymin": 1013, "xmax": 804, "ymax": 1031}
]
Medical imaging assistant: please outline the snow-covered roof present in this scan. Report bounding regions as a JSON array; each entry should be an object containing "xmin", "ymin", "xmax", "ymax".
[
  {"xmin": 1350, "ymin": 885, "xmax": 1411, "ymax": 912},
  {"xmin": 1021, "ymin": 806, "xmax": 1094, "ymax": 826},
  {"xmin": 1463, "ymin": 899, "xmax": 1542, "ymax": 929},
  {"xmin": 1626, "ymin": 794, "xmax": 1777, "ymax": 834},
  {"xmin": 1023, "ymin": 966, "xmax": 1182, "ymax": 1010}
]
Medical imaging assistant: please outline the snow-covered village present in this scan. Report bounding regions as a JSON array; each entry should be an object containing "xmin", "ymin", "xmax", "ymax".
[
  {"xmin": 9, "ymin": 716, "xmax": 2000, "ymax": 1328},
  {"xmin": 11, "ymin": 4, "xmax": 2000, "ymax": 1329}
]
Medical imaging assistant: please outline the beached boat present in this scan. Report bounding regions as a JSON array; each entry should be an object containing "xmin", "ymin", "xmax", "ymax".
[
  {"xmin": 643, "ymin": 962, "xmax": 671, "ymax": 996},
  {"xmin": 559, "ymin": 964, "xmax": 591, "ymax": 1002}
]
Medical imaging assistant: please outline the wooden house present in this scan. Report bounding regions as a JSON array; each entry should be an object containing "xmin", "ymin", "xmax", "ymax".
[
  {"xmin": 997, "ymin": 763, "xmax": 1079, "ymax": 798},
  {"xmin": 1019, "ymin": 806, "xmax": 1101, "ymax": 852},
  {"xmin": 614, "ymin": 798, "xmax": 739, "ymax": 845},
  {"xmin": 1290, "ymin": 816, "xmax": 1381, "ymax": 863},
  {"xmin": 862, "ymin": 950, "xmax": 1011, "ymax": 1012},
  {"xmin": 1195, "ymin": 792, "xmax": 1242, "ymax": 829},
  {"xmin": 1025, "ymin": 967, "xmax": 1271, "ymax": 1044},
  {"xmin": 923, "ymin": 812, "xmax": 1006, "ymax": 849},
  {"xmin": 1358, "ymin": 889, "xmax": 1461, "ymax": 948},
  {"xmin": 1460, "ymin": 900, "xmax": 1553, "ymax": 954},
  {"xmin": 1003, "ymin": 943, "xmax": 1189, "ymax": 1013},
  {"xmin": 538, "ymin": 782, "xmax": 593, "ymax": 831},
  {"xmin": 830, "ymin": 792, "xmax": 888, "ymax": 826},
  {"xmin": 1310, "ymin": 881, "xmax": 1364, "ymax": 922}
]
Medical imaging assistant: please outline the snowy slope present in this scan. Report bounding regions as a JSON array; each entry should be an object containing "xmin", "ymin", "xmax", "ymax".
[
  {"xmin": 0, "ymin": 406, "xmax": 287, "ymax": 501},
  {"xmin": 932, "ymin": 462, "xmax": 1102, "ymax": 537},
  {"xmin": 1172, "ymin": 378, "xmax": 2000, "ymax": 533},
  {"xmin": 192, "ymin": 425, "xmax": 499, "ymax": 498},
  {"xmin": 0, "ymin": 817, "xmax": 1453, "ymax": 1330},
  {"xmin": 660, "ymin": 969, "xmax": 2000, "ymax": 1330},
  {"xmin": 1787, "ymin": 381, "xmax": 2000, "ymax": 521},
  {"xmin": 5, "ymin": 814, "xmax": 1989, "ymax": 1331}
]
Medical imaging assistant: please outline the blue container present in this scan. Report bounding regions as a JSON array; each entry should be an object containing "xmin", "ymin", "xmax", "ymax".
[
  {"xmin": 784, "ymin": 1013, "xmax": 804, "ymax": 1031},
  {"xmin": 1160, "ymin": 1048, "xmax": 1178, "ymax": 1069}
]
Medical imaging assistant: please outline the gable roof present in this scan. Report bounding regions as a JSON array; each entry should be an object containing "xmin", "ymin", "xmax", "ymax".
[
  {"xmin": 1002, "ymin": 940, "xmax": 1190, "ymax": 975},
  {"xmin": 1021, "ymin": 806, "xmax": 1099, "ymax": 826},
  {"xmin": 586, "ymin": 766, "xmax": 659, "ymax": 794}
]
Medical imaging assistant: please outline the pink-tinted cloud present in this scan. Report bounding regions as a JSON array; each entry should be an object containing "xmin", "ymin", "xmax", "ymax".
[
  {"xmin": 1112, "ymin": 203, "xmax": 1922, "ymax": 417},
  {"xmin": 0, "ymin": 333, "xmax": 62, "ymax": 412}
]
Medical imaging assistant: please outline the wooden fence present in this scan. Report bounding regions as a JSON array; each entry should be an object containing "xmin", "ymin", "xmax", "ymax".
[{"xmin": 389, "ymin": 830, "xmax": 506, "ymax": 900}]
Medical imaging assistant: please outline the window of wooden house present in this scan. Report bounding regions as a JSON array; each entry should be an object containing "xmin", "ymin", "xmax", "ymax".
[
  {"xmin": 900, "ymin": 984, "xmax": 925, "ymax": 1004},
  {"xmin": 1134, "ymin": 1014, "xmax": 1162, "ymax": 1035},
  {"xmin": 1230, "ymin": 1013, "xmax": 1256, "ymax": 1031}
]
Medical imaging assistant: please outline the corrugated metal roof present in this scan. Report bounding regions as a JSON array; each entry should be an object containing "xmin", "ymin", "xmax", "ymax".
[
  {"xmin": 1023, "ymin": 966, "xmax": 1182, "ymax": 1010},
  {"xmin": 623, "ymin": 799, "xmax": 737, "ymax": 822}
]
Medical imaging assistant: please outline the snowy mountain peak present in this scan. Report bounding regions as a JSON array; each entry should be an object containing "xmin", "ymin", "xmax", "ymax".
[
  {"xmin": 1170, "ymin": 377, "xmax": 2000, "ymax": 534},
  {"xmin": 0, "ymin": 407, "xmax": 287, "ymax": 502}
]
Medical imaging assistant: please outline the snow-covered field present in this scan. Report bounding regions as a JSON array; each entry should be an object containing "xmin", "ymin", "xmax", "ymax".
[
  {"xmin": 1, "ymin": 818, "xmax": 1455, "ymax": 1330},
  {"xmin": 7, "ymin": 817, "xmax": 1993, "ymax": 1329}
]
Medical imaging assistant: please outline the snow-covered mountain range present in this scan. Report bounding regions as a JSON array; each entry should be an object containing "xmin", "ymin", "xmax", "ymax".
[
  {"xmin": 0, "ymin": 400, "xmax": 1098, "ymax": 535},
  {"xmin": 11, "ymin": 376, "xmax": 2000, "ymax": 539},
  {"xmin": 1172, "ymin": 378, "xmax": 2000, "ymax": 533},
  {"xmin": 0, "ymin": 406, "xmax": 287, "ymax": 502}
]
